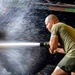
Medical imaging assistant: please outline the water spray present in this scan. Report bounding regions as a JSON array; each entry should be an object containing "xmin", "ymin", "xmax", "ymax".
[{"xmin": 0, "ymin": 42, "xmax": 49, "ymax": 48}]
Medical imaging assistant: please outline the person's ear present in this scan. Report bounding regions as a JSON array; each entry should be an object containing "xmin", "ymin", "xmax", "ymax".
[
  {"xmin": 52, "ymin": 21, "xmax": 55, "ymax": 24},
  {"xmin": 50, "ymin": 21, "xmax": 54, "ymax": 25}
]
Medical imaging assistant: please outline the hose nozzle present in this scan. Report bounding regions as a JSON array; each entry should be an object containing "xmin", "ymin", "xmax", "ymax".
[{"xmin": 40, "ymin": 42, "xmax": 50, "ymax": 48}]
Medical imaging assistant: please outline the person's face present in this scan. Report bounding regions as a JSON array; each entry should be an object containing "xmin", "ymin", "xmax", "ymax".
[{"xmin": 45, "ymin": 21, "xmax": 53, "ymax": 32}]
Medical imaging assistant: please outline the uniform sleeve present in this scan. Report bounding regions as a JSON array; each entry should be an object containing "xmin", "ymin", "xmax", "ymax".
[{"xmin": 51, "ymin": 24, "xmax": 59, "ymax": 35}]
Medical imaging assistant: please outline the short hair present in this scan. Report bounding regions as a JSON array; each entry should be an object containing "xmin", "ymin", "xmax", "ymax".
[{"xmin": 45, "ymin": 14, "xmax": 59, "ymax": 23}]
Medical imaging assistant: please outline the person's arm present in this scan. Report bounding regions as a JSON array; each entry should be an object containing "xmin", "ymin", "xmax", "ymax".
[
  {"xmin": 49, "ymin": 34, "xmax": 58, "ymax": 54},
  {"xmin": 54, "ymin": 48, "xmax": 65, "ymax": 54}
]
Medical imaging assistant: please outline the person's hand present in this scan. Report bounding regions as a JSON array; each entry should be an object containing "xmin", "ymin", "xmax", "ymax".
[
  {"xmin": 49, "ymin": 48, "xmax": 57, "ymax": 54},
  {"xmin": 58, "ymin": 43, "xmax": 61, "ymax": 46}
]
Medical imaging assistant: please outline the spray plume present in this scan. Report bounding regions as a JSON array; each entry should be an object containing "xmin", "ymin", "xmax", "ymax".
[{"xmin": 0, "ymin": 42, "xmax": 40, "ymax": 48}]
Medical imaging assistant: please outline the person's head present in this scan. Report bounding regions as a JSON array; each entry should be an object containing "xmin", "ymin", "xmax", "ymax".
[{"xmin": 45, "ymin": 14, "xmax": 59, "ymax": 32}]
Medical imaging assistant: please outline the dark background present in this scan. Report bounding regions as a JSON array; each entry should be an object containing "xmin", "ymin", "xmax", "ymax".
[{"xmin": 0, "ymin": 0, "xmax": 75, "ymax": 75}]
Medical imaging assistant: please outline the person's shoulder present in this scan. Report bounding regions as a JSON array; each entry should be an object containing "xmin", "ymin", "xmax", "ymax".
[
  {"xmin": 54, "ymin": 22, "xmax": 66, "ymax": 28},
  {"xmin": 55, "ymin": 22, "xmax": 65, "ymax": 25},
  {"xmin": 53, "ymin": 22, "xmax": 63, "ymax": 27}
]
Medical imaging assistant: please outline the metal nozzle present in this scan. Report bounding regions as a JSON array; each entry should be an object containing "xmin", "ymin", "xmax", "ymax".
[
  {"xmin": 40, "ymin": 42, "xmax": 44, "ymax": 47},
  {"xmin": 40, "ymin": 42, "xmax": 50, "ymax": 48}
]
